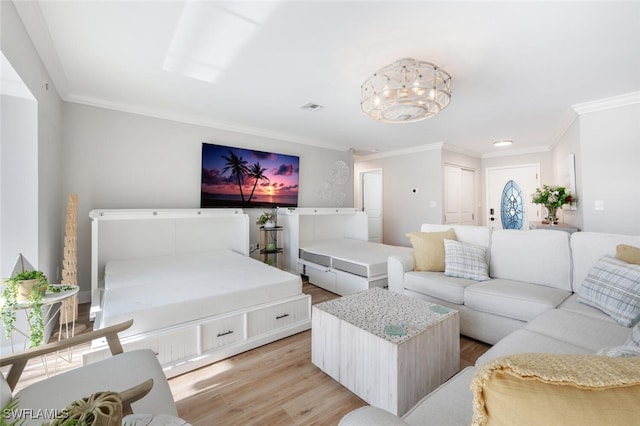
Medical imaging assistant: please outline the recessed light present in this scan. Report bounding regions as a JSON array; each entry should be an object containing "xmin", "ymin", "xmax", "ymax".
[{"xmin": 493, "ymin": 140, "xmax": 513, "ymax": 147}]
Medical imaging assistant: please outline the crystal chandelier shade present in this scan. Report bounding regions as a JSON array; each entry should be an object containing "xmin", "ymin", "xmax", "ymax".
[{"xmin": 361, "ymin": 58, "xmax": 452, "ymax": 123}]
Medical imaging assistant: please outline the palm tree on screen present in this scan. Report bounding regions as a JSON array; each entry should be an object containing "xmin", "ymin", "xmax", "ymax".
[
  {"xmin": 221, "ymin": 150, "xmax": 249, "ymax": 204},
  {"xmin": 247, "ymin": 162, "xmax": 270, "ymax": 203}
]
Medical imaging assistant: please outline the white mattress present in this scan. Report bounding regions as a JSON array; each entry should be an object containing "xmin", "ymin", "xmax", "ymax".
[
  {"xmin": 299, "ymin": 238, "xmax": 413, "ymax": 278},
  {"xmin": 100, "ymin": 250, "xmax": 302, "ymax": 337}
]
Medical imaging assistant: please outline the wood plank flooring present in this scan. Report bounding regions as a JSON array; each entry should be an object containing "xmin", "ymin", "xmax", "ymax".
[{"xmin": 3, "ymin": 282, "xmax": 491, "ymax": 426}]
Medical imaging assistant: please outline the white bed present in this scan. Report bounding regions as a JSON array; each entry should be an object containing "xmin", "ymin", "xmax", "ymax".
[
  {"xmin": 299, "ymin": 238, "xmax": 412, "ymax": 279},
  {"xmin": 83, "ymin": 209, "xmax": 311, "ymax": 377},
  {"xmin": 278, "ymin": 208, "xmax": 412, "ymax": 295}
]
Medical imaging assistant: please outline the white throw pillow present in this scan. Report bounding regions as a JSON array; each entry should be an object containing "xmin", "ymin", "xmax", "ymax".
[
  {"xmin": 578, "ymin": 256, "xmax": 640, "ymax": 327},
  {"xmin": 443, "ymin": 239, "xmax": 490, "ymax": 281}
]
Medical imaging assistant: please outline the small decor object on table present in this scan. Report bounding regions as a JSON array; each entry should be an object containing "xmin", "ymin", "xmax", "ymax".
[
  {"xmin": 256, "ymin": 210, "xmax": 277, "ymax": 228},
  {"xmin": 2, "ymin": 269, "xmax": 49, "ymax": 348},
  {"xmin": 531, "ymin": 185, "xmax": 576, "ymax": 225}
]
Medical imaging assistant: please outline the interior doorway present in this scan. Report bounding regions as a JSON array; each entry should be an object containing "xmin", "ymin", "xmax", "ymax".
[
  {"xmin": 486, "ymin": 164, "xmax": 540, "ymax": 230},
  {"xmin": 444, "ymin": 165, "xmax": 476, "ymax": 225},
  {"xmin": 360, "ymin": 169, "xmax": 383, "ymax": 243}
]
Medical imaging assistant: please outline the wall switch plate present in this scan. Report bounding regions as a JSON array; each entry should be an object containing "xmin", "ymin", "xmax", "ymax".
[{"xmin": 595, "ymin": 200, "xmax": 604, "ymax": 211}]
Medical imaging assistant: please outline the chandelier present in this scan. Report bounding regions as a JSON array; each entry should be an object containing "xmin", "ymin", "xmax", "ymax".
[{"xmin": 361, "ymin": 58, "xmax": 452, "ymax": 123}]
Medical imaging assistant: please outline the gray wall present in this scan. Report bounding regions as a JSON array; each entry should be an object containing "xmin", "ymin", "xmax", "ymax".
[
  {"xmin": 578, "ymin": 103, "xmax": 640, "ymax": 234},
  {"xmin": 62, "ymin": 102, "xmax": 354, "ymax": 296},
  {"xmin": 551, "ymin": 117, "xmax": 582, "ymax": 230},
  {"xmin": 1, "ymin": 0, "xmax": 64, "ymax": 282},
  {"xmin": 354, "ymin": 146, "xmax": 443, "ymax": 247}
]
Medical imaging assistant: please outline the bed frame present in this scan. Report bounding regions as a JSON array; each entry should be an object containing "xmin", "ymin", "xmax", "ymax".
[
  {"xmin": 278, "ymin": 207, "xmax": 404, "ymax": 295},
  {"xmin": 84, "ymin": 209, "xmax": 311, "ymax": 377}
]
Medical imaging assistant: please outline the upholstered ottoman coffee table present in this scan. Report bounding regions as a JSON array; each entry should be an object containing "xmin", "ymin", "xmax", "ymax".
[{"xmin": 312, "ymin": 288, "xmax": 459, "ymax": 416}]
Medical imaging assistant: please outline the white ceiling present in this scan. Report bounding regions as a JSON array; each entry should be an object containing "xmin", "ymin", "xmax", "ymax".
[{"xmin": 15, "ymin": 1, "xmax": 640, "ymax": 156}]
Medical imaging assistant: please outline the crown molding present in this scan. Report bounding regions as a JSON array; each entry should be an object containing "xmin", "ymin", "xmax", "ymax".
[
  {"xmin": 441, "ymin": 143, "xmax": 482, "ymax": 158},
  {"xmin": 353, "ymin": 142, "xmax": 445, "ymax": 161},
  {"xmin": 65, "ymin": 94, "xmax": 351, "ymax": 153},
  {"xmin": 572, "ymin": 91, "xmax": 640, "ymax": 115},
  {"xmin": 481, "ymin": 145, "xmax": 550, "ymax": 159}
]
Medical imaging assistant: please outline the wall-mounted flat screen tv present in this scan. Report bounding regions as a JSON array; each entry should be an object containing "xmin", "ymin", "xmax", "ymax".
[{"xmin": 201, "ymin": 142, "xmax": 300, "ymax": 208}]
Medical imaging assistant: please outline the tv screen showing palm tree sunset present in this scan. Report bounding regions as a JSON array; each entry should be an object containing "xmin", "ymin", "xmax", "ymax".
[{"xmin": 201, "ymin": 143, "xmax": 300, "ymax": 208}]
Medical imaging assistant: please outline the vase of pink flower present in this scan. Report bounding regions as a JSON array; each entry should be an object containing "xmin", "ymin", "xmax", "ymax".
[{"xmin": 531, "ymin": 185, "xmax": 575, "ymax": 225}]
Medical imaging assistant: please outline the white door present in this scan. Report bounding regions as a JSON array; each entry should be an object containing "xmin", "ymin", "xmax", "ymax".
[
  {"xmin": 486, "ymin": 165, "xmax": 540, "ymax": 230},
  {"xmin": 444, "ymin": 165, "xmax": 476, "ymax": 225},
  {"xmin": 361, "ymin": 170, "xmax": 383, "ymax": 243}
]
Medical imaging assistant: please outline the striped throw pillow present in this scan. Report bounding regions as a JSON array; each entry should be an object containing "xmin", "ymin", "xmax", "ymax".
[
  {"xmin": 444, "ymin": 239, "xmax": 490, "ymax": 281},
  {"xmin": 578, "ymin": 256, "xmax": 640, "ymax": 327},
  {"xmin": 626, "ymin": 323, "xmax": 640, "ymax": 347}
]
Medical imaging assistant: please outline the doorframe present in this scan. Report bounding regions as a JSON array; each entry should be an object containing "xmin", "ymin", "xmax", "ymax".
[
  {"xmin": 357, "ymin": 168, "xmax": 383, "ymax": 212},
  {"xmin": 484, "ymin": 163, "xmax": 541, "ymax": 228},
  {"xmin": 443, "ymin": 163, "xmax": 478, "ymax": 225}
]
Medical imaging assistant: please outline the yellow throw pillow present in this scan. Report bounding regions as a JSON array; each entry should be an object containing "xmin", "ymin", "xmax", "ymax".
[
  {"xmin": 406, "ymin": 229, "xmax": 456, "ymax": 272},
  {"xmin": 470, "ymin": 353, "xmax": 640, "ymax": 426},
  {"xmin": 616, "ymin": 244, "xmax": 640, "ymax": 265}
]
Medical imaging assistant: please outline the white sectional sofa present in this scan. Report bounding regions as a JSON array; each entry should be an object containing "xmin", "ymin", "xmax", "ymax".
[{"xmin": 340, "ymin": 225, "xmax": 640, "ymax": 426}]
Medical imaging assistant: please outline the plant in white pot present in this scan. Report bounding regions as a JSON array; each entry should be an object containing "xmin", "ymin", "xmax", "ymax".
[
  {"xmin": 256, "ymin": 210, "xmax": 277, "ymax": 228},
  {"xmin": 1, "ymin": 270, "xmax": 49, "ymax": 348}
]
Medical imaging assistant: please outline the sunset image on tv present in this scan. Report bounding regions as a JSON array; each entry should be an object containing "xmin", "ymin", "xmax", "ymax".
[{"xmin": 201, "ymin": 143, "xmax": 300, "ymax": 208}]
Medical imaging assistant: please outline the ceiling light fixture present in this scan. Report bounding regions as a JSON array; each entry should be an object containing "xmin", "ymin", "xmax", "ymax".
[
  {"xmin": 493, "ymin": 140, "xmax": 514, "ymax": 147},
  {"xmin": 361, "ymin": 58, "xmax": 452, "ymax": 124}
]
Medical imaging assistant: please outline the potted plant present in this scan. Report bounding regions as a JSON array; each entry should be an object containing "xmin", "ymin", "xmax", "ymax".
[
  {"xmin": 1, "ymin": 270, "xmax": 49, "ymax": 348},
  {"xmin": 531, "ymin": 185, "xmax": 576, "ymax": 224},
  {"xmin": 256, "ymin": 210, "xmax": 277, "ymax": 228}
]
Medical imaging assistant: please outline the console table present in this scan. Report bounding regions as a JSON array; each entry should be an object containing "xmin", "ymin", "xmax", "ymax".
[
  {"xmin": 312, "ymin": 288, "xmax": 460, "ymax": 416},
  {"xmin": 529, "ymin": 221, "xmax": 580, "ymax": 234}
]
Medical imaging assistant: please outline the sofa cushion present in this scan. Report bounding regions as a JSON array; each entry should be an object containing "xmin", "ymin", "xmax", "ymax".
[
  {"xmin": 443, "ymin": 239, "xmax": 490, "ymax": 281},
  {"xmin": 626, "ymin": 323, "xmax": 640, "ymax": 346},
  {"xmin": 402, "ymin": 366, "xmax": 476, "ymax": 426},
  {"xmin": 406, "ymin": 229, "xmax": 456, "ymax": 272},
  {"xmin": 524, "ymin": 309, "xmax": 631, "ymax": 352},
  {"xmin": 578, "ymin": 256, "xmax": 640, "ymax": 327},
  {"xmin": 404, "ymin": 271, "xmax": 475, "ymax": 304},
  {"xmin": 475, "ymin": 329, "xmax": 592, "ymax": 366},
  {"xmin": 570, "ymin": 232, "xmax": 640, "ymax": 293},
  {"xmin": 464, "ymin": 279, "xmax": 570, "ymax": 322},
  {"xmin": 557, "ymin": 294, "xmax": 619, "ymax": 323},
  {"xmin": 490, "ymin": 229, "xmax": 572, "ymax": 291},
  {"xmin": 471, "ymin": 353, "xmax": 640, "ymax": 426}
]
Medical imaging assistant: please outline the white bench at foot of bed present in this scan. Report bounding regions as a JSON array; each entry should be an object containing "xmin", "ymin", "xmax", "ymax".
[{"xmin": 82, "ymin": 294, "xmax": 311, "ymax": 378}]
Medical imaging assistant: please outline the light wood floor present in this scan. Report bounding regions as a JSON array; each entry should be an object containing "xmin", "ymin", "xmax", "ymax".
[{"xmin": 4, "ymin": 283, "xmax": 491, "ymax": 426}]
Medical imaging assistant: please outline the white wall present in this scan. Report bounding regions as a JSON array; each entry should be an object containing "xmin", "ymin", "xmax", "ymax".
[
  {"xmin": 551, "ymin": 117, "xmax": 582, "ymax": 230},
  {"xmin": 578, "ymin": 103, "xmax": 640, "ymax": 234},
  {"xmin": 1, "ymin": 0, "xmax": 64, "ymax": 283},
  {"xmin": 62, "ymin": 102, "xmax": 354, "ymax": 295},
  {"xmin": 1, "ymin": 0, "xmax": 64, "ymax": 352},
  {"xmin": 354, "ymin": 146, "xmax": 443, "ymax": 246}
]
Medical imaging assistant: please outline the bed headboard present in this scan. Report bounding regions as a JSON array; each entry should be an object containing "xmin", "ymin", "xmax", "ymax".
[
  {"xmin": 90, "ymin": 209, "xmax": 249, "ymax": 307},
  {"xmin": 277, "ymin": 207, "xmax": 368, "ymax": 273}
]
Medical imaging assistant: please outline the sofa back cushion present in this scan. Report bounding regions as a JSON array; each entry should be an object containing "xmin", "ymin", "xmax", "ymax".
[
  {"xmin": 490, "ymin": 229, "xmax": 571, "ymax": 291},
  {"xmin": 571, "ymin": 232, "xmax": 640, "ymax": 293},
  {"xmin": 420, "ymin": 224, "xmax": 491, "ymax": 254}
]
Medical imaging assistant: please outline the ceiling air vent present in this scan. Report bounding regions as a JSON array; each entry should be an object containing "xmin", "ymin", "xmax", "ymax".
[{"xmin": 300, "ymin": 102, "xmax": 324, "ymax": 111}]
